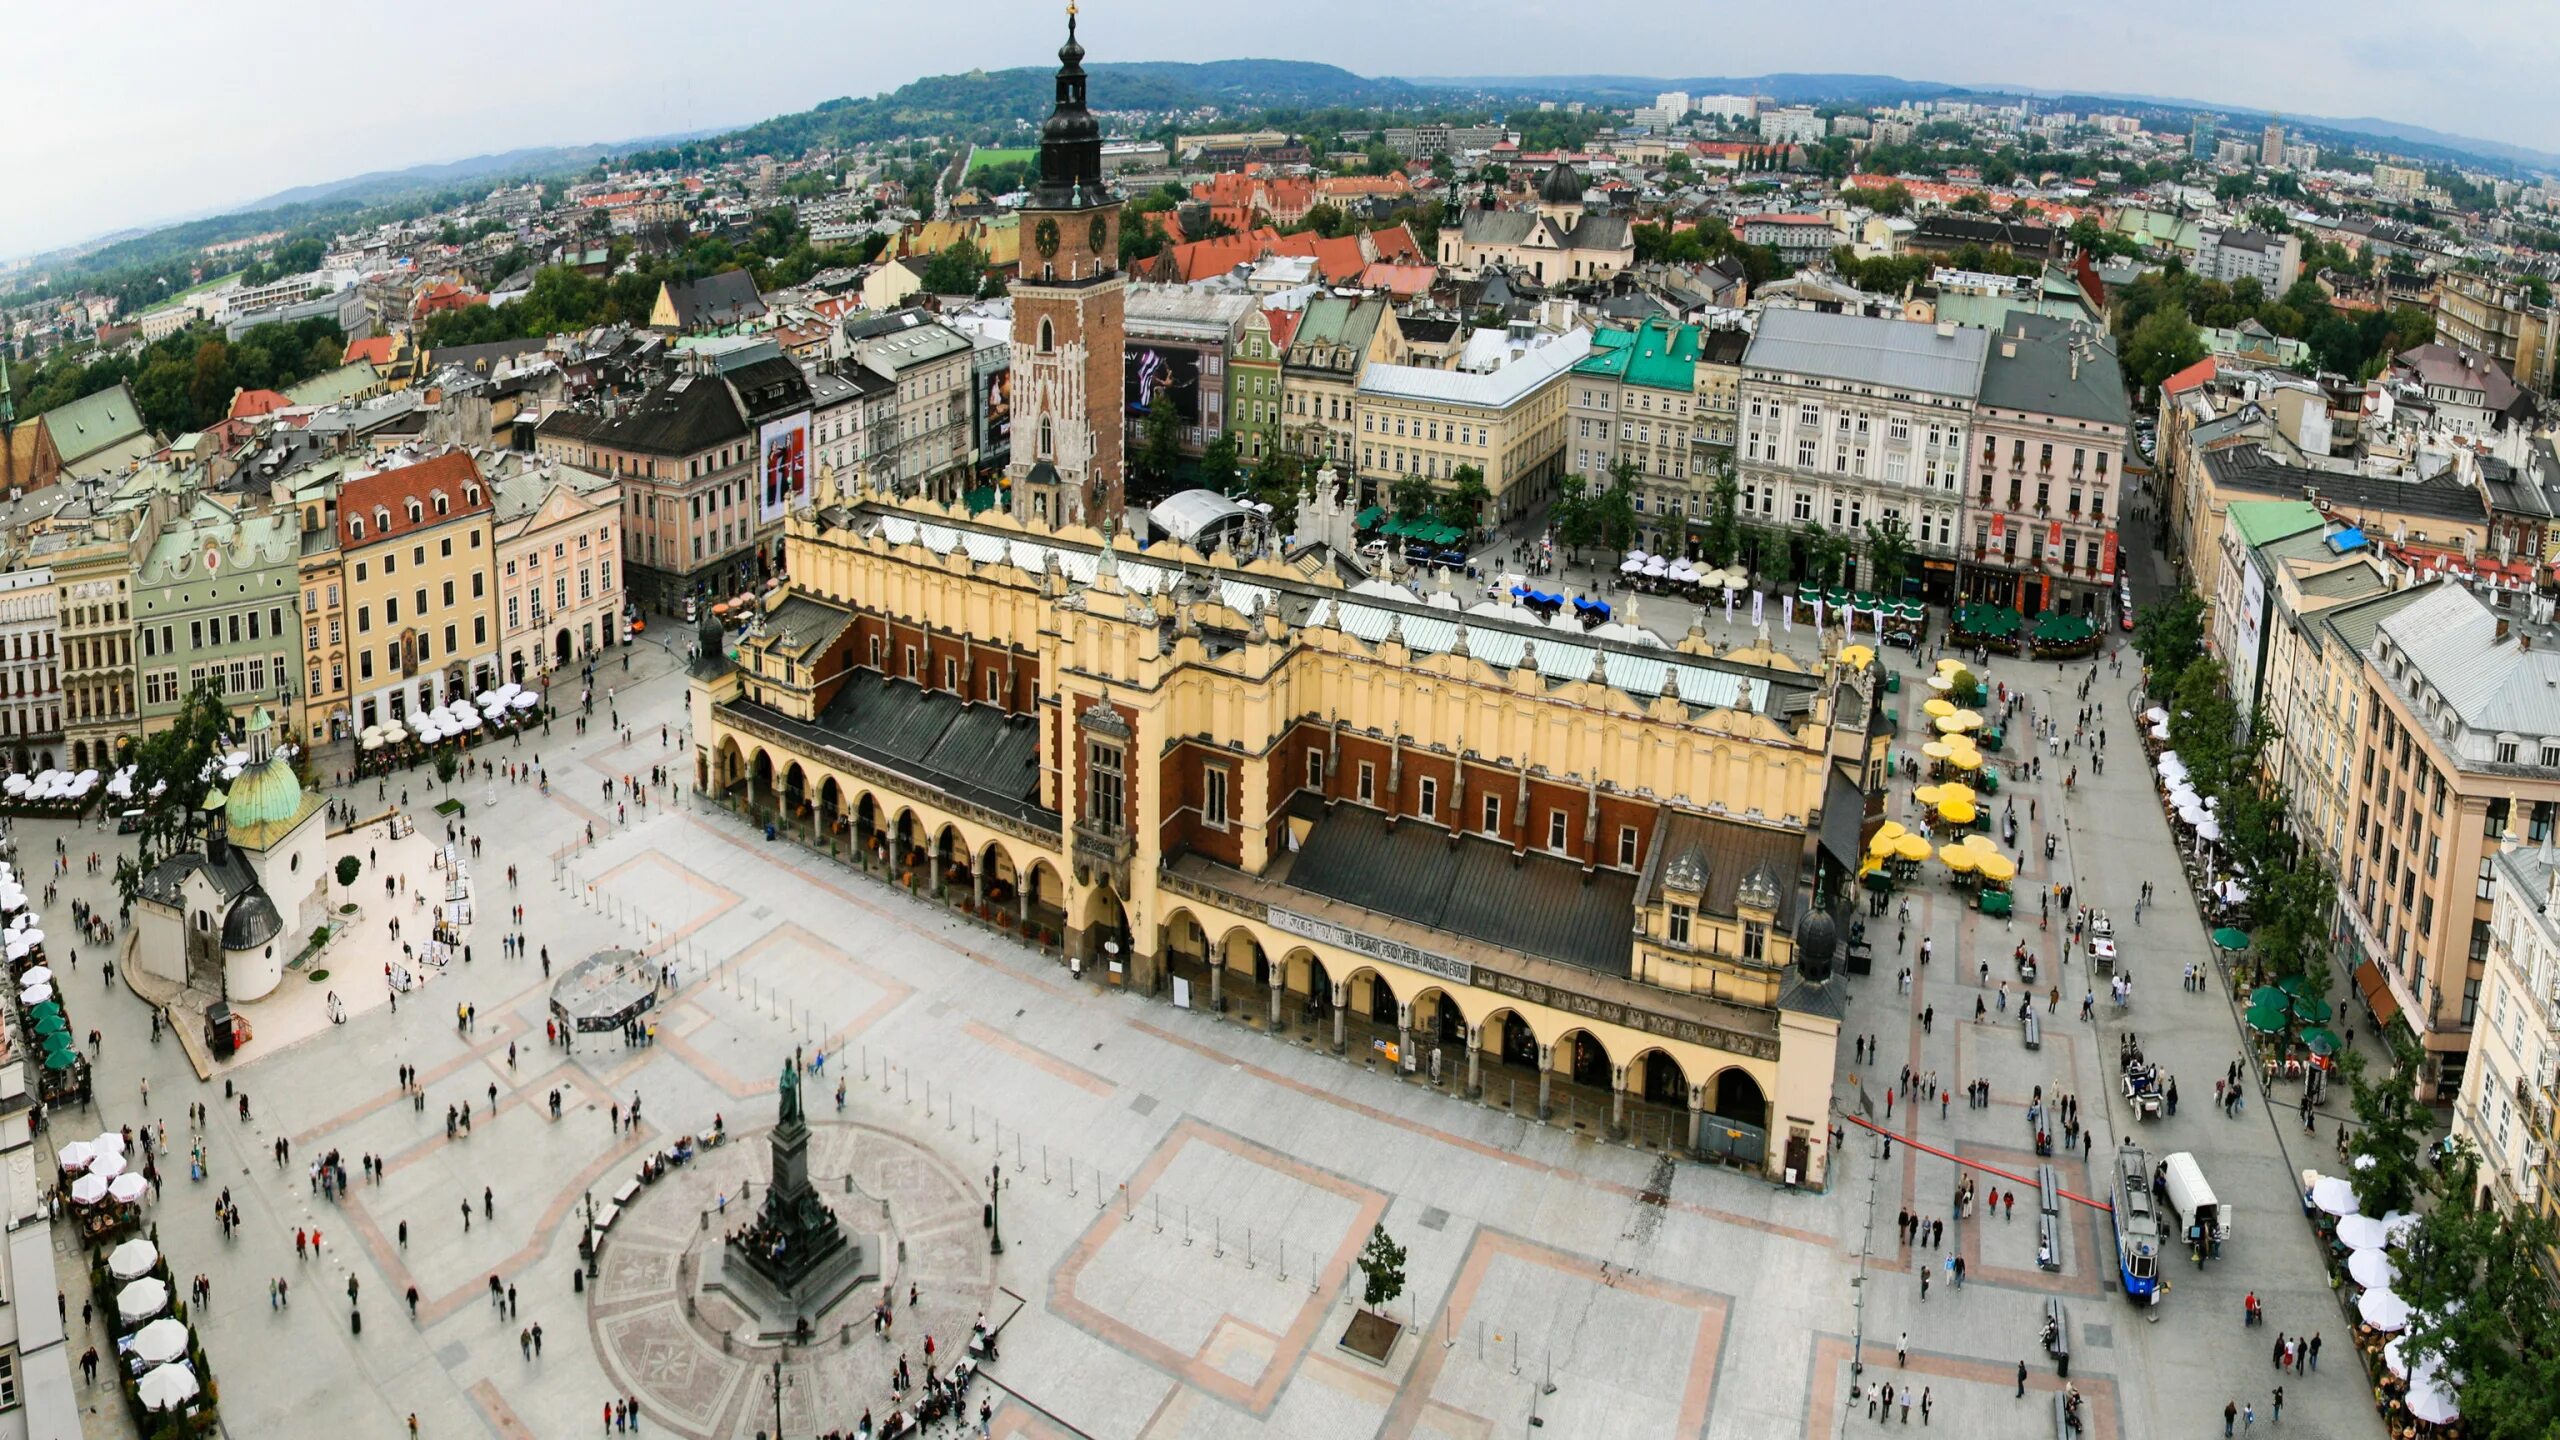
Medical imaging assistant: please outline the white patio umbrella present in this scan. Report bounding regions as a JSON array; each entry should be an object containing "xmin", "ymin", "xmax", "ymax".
[
  {"xmin": 2351, "ymin": 1152, "xmax": 2376, "ymax": 1171},
  {"xmin": 2145, "ymin": 706, "xmax": 2168, "ymax": 723},
  {"xmin": 2347, "ymin": 1246, "xmax": 2397, "ymax": 1289},
  {"xmin": 136, "ymin": 1362, "xmax": 198, "ymax": 1412},
  {"xmin": 1619, "ymin": 558, "xmax": 1643, "ymax": 573},
  {"xmin": 2357, "ymin": 1285, "xmax": 2411, "ymax": 1331},
  {"xmin": 91, "ymin": 1131, "xmax": 125, "ymax": 1155},
  {"xmin": 514, "ymin": 693, "xmax": 539, "ymax": 710},
  {"xmin": 2334, "ymin": 1214, "xmax": 2389, "ymax": 1249},
  {"xmin": 2148, "ymin": 721, "xmax": 2170, "ymax": 740},
  {"xmin": 56, "ymin": 1141, "xmax": 93, "ymax": 1172},
  {"xmin": 2177, "ymin": 802, "xmax": 2209, "ymax": 827},
  {"xmin": 117, "ymin": 1277, "xmax": 169, "ymax": 1322},
  {"xmin": 2404, "ymin": 1352, "xmax": 2460, "ymax": 1425},
  {"xmin": 69, "ymin": 1174, "xmax": 108, "ymax": 1205},
  {"xmin": 130, "ymin": 1317, "xmax": 188, "ymax": 1366},
  {"xmin": 1643, "ymin": 557, "xmax": 1669, "ymax": 577},
  {"xmin": 108, "ymin": 1238, "xmax": 159, "ymax": 1280},
  {"xmin": 2383, "ymin": 1211, "xmax": 2419, "ymax": 1247},
  {"xmin": 2196, "ymin": 817, "xmax": 2223, "ymax": 843},
  {"xmin": 2311, "ymin": 1174, "xmax": 2361, "ymax": 1215},
  {"xmin": 108, "ymin": 1172, "xmax": 148, "ymax": 1204},
  {"xmin": 88, "ymin": 1151, "xmax": 126, "ymax": 1181},
  {"xmin": 18, "ymin": 929, "xmax": 42, "ymax": 948},
  {"xmin": 18, "ymin": 965, "xmax": 48, "ymax": 986},
  {"xmin": 18, "ymin": 981, "xmax": 50, "ymax": 1005}
]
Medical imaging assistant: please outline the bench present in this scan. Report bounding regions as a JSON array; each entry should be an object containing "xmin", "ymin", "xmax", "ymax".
[
  {"xmin": 2036, "ymin": 1212, "xmax": 2062, "ymax": 1271},
  {"xmin": 611, "ymin": 1177, "xmax": 643, "ymax": 1207},
  {"xmin": 2036, "ymin": 1165, "xmax": 2062, "ymax": 1217},
  {"xmin": 2053, "ymin": 1391, "xmax": 2074, "ymax": 1438},
  {"xmin": 2022, "ymin": 1014, "xmax": 2042, "ymax": 1049},
  {"xmin": 2044, "ymin": 1297, "xmax": 2072, "ymax": 1377}
]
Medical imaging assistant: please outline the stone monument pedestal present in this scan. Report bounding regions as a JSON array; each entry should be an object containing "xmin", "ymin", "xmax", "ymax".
[{"xmin": 697, "ymin": 1228, "xmax": 883, "ymax": 1344}]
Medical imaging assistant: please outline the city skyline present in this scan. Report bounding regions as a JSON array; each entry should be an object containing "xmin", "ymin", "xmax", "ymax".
[{"xmin": 3, "ymin": 0, "xmax": 2555, "ymax": 262}]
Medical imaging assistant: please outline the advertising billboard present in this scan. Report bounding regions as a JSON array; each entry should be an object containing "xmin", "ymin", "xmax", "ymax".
[
  {"xmin": 1125, "ymin": 344, "xmax": 1201, "ymax": 423},
  {"xmin": 982, "ymin": 367, "xmax": 1012, "ymax": 457},
  {"xmin": 758, "ymin": 413, "xmax": 810, "ymax": 524}
]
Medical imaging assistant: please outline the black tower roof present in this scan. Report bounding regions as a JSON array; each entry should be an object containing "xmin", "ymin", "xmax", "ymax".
[{"xmin": 1033, "ymin": 8, "xmax": 1108, "ymax": 210}]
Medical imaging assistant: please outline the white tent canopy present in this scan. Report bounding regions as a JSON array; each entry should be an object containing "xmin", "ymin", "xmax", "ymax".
[
  {"xmin": 129, "ymin": 1318, "xmax": 188, "ymax": 1366},
  {"xmin": 136, "ymin": 1363, "xmax": 198, "ymax": 1413},
  {"xmin": 2356, "ymin": 1285, "xmax": 2411, "ymax": 1331},
  {"xmin": 2311, "ymin": 1174, "xmax": 2361, "ymax": 1216},
  {"xmin": 116, "ymin": 1277, "xmax": 169, "ymax": 1323},
  {"xmin": 108, "ymin": 1239, "xmax": 158, "ymax": 1280}
]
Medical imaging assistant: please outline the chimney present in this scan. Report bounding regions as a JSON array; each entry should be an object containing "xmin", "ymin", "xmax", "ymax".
[
  {"xmin": 2497, "ymin": 615, "xmax": 2512, "ymax": 644},
  {"xmin": 1936, "ymin": 321, "xmax": 1957, "ymax": 339}
]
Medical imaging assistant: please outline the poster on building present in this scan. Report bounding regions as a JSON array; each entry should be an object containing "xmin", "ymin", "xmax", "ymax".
[
  {"xmin": 2100, "ymin": 531, "xmax": 2119, "ymax": 578},
  {"xmin": 759, "ymin": 413, "xmax": 810, "ymax": 523},
  {"xmin": 1125, "ymin": 344, "xmax": 1201, "ymax": 422},
  {"xmin": 983, "ymin": 368, "xmax": 1012, "ymax": 453}
]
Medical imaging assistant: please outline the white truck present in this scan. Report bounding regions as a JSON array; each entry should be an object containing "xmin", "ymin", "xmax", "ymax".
[{"xmin": 2160, "ymin": 1151, "xmax": 2228, "ymax": 1260}]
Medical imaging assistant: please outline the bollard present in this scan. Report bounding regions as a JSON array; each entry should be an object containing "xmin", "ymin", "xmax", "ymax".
[{"xmin": 1245, "ymin": 1227, "xmax": 1255, "ymax": 1270}]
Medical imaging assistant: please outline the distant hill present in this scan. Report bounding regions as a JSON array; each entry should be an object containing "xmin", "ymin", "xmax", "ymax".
[
  {"xmin": 228, "ymin": 144, "xmax": 632, "ymax": 215},
  {"xmin": 645, "ymin": 58, "xmax": 1434, "ymax": 163},
  {"xmin": 1405, "ymin": 72, "xmax": 1959, "ymax": 108}
]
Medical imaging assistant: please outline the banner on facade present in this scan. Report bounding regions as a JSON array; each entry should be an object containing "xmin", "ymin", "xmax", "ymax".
[
  {"xmin": 2100, "ymin": 530, "xmax": 2119, "ymax": 578},
  {"xmin": 1265, "ymin": 905, "xmax": 1475, "ymax": 987},
  {"xmin": 2047, "ymin": 520, "xmax": 2064, "ymax": 549}
]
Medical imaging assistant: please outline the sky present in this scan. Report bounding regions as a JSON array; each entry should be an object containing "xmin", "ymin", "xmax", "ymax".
[{"xmin": 5, "ymin": 0, "xmax": 2554, "ymax": 263}]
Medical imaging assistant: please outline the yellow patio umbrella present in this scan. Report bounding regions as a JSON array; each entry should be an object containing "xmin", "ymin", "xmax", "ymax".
[
  {"xmin": 1925, "ymin": 674, "xmax": 1954, "ymax": 692},
  {"xmin": 1869, "ymin": 823, "xmax": 1907, "ymax": 856},
  {"xmin": 1961, "ymin": 833, "xmax": 2002, "ymax": 856},
  {"xmin": 1911, "ymin": 783, "xmax": 1942, "ymax": 806},
  {"xmin": 1976, "ymin": 851, "xmax": 2019, "ymax": 884},
  {"xmin": 1922, "ymin": 698, "xmax": 1957, "ymax": 718},
  {"xmin": 1949, "ymin": 709, "xmax": 1984, "ymax": 731},
  {"xmin": 1922, "ymin": 740, "xmax": 1953, "ymax": 761},
  {"xmin": 1939, "ymin": 797, "xmax": 1978, "ymax": 826},
  {"xmin": 1939, "ymin": 843, "xmax": 1980, "ymax": 873},
  {"xmin": 1937, "ymin": 657, "xmax": 1967, "ymax": 675},
  {"xmin": 1838, "ymin": 644, "xmax": 1876, "ymax": 670},
  {"xmin": 1935, "ymin": 782, "xmax": 1978, "ymax": 807},
  {"xmin": 1942, "ymin": 747, "xmax": 1983, "ymax": 772},
  {"xmin": 1895, "ymin": 833, "xmax": 1933, "ymax": 862},
  {"xmin": 1934, "ymin": 713, "xmax": 1968, "ymax": 735}
]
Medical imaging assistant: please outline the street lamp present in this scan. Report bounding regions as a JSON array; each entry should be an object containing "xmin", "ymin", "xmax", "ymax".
[{"xmin": 987, "ymin": 1163, "xmax": 1005, "ymax": 1256}]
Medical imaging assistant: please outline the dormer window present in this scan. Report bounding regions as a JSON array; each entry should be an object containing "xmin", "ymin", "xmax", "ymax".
[
  {"xmin": 432, "ymin": 493, "xmax": 449, "ymax": 516},
  {"xmin": 466, "ymin": 485, "xmax": 482, "ymax": 505},
  {"xmin": 374, "ymin": 507, "xmax": 391, "ymax": 531},
  {"xmin": 406, "ymin": 501, "xmax": 422, "ymax": 523},
  {"xmin": 350, "ymin": 519, "xmax": 365, "ymax": 540}
]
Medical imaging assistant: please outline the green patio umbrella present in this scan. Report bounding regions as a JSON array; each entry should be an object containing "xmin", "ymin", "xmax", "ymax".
[
  {"xmin": 2290, "ymin": 993, "xmax": 2335, "ymax": 1025},
  {"xmin": 2298, "ymin": 1027, "xmax": 2342, "ymax": 1057},
  {"xmin": 1354, "ymin": 505, "xmax": 1384, "ymax": 530},
  {"xmin": 2277, "ymin": 974, "xmax": 2318, "ymax": 999},
  {"xmin": 42, "ymin": 1049, "xmax": 75, "ymax": 1071},
  {"xmin": 29, "ymin": 1000, "xmax": 59, "ymax": 1021},
  {"xmin": 2249, "ymin": 986, "xmax": 2287, "ymax": 1011},
  {"xmin": 2245, "ymin": 999, "xmax": 2292, "ymax": 1034},
  {"xmin": 2212, "ymin": 927, "xmax": 2252, "ymax": 952},
  {"xmin": 33, "ymin": 1013, "xmax": 66, "ymax": 1036}
]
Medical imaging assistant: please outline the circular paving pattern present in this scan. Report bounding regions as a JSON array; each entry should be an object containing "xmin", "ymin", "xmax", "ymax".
[{"xmin": 588, "ymin": 1121, "xmax": 996, "ymax": 1439}]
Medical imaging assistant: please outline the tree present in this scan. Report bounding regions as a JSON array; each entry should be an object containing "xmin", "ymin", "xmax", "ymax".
[
  {"xmin": 1863, "ymin": 515, "xmax": 1916, "ymax": 593},
  {"xmin": 1700, "ymin": 469, "xmax": 1742, "ymax": 567},
  {"xmin": 1388, "ymin": 475, "xmax": 1436, "ymax": 522},
  {"xmin": 1355, "ymin": 1223, "xmax": 1407, "ymax": 1312},
  {"xmin": 1550, "ymin": 475, "xmax": 1602, "ymax": 558},
  {"xmin": 918, "ymin": 239, "xmax": 988, "ymax": 297},
  {"xmin": 2213, "ymin": 173, "xmax": 2256, "ymax": 206},
  {"xmin": 2338, "ymin": 1032, "xmax": 2429, "ymax": 1216},
  {"xmin": 433, "ymin": 748, "xmax": 460, "ymax": 788},
  {"xmin": 1437, "ymin": 464, "xmax": 1490, "ymax": 535},
  {"xmin": 1592, "ymin": 462, "xmax": 1641, "ymax": 553},
  {"xmin": 1297, "ymin": 204, "xmax": 1349, "ymax": 239},
  {"xmin": 1197, "ymin": 432, "xmax": 1240, "ymax": 496},
  {"xmin": 2123, "ymin": 309, "xmax": 2207, "ymax": 396},
  {"xmin": 2133, "ymin": 590, "xmax": 2207, "ymax": 692},
  {"xmin": 1138, "ymin": 387, "xmax": 1185, "ymax": 484},
  {"xmin": 111, "ymin": 685, "xmax": 235, "ymax": 911},
  {"xmin": 2393, "ymin": 1187, "xmax": 2560, "ymax": 1440},
  {"xmin": 336, "ymin": 855, "xmax": 362, "ymax": 890}
]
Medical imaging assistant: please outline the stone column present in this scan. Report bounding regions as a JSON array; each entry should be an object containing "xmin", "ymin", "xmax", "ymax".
[
  {"xmin": 1537, "ymin": 1044, "xmax": 1554, "ymax": 1122},
  {"xmin": 1396, "ymin": 1002, "xmax": 1413, "ymax": 1079},
  {"xmin": 1331, "ymin": 983, "xmax": 1347, "ymax": 1053},
  {"xmin": 1269, "ymin": 976, "xmax": 1283, "ymax": 1033},
  {"xmin": 1687, "ymin": 1083, "xmax": 1706, "ymax": 1155},
  {"xmin": 1611, "ymin": 1064, "xmax": 1628, "ymax": 1137},
  {"xmin": 1208, "ymin": 942, "xmax": 1224, "ymax": 1014},
  {"xmin": 971, "ymin": 866, "xmax": 985, "ymax": 914},
  {"xmin": 1466, "ymin": 1025, "xmax": 1483, "ymax": 1099}
]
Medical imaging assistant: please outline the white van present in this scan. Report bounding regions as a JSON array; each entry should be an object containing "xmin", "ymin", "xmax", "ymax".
[{"xmin": 2160, "ymin": 1151, "xmax": 2228, "ymax": 1244}]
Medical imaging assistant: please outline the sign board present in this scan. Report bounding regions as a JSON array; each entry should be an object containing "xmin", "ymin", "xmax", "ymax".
[{"xmin": 1265, "ymin": 905, "xmax": 1474, "ymax": 987}]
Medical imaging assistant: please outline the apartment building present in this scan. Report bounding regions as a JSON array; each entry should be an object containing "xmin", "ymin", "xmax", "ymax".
[
  {"xmin": 31, "ymin": 495, "xmax": 154, "ymax": 772},
  {"xmin": 1569, "ymin": 319, "xmax": 1709, "ymax": 554},
  {"xmin": 2341, "ymin": 584, "xmax": 2560, "ymax": 1100},
  {"xmin": 491, "ymin": 459, "xmax": 623, "ymax": 685},
  {"xmin": 2260, "ymin": 583, "xmax": 2430, "ymax": 876},
  {"xmin": 2193, "ymin": 228, "xmax": 2303, "ymax": 293},
  {"xmin": 1355, "ymin": 330, "xmax": 1588, "ymax": 521},
  {"xmin": 132, "ymin": 501, "xmax": 302, "ymax": 738},
  {"xmin": 2451, "ymin": 838, "xmax": 2560, "ymax": 1242},
  {"xmin": 2423, "ymin": 269, "xmax": 2555, "ymax": 396},
  {"xmin": 1737, "ymin": 310, "xmax": 1987, "ymax": 593},
  {"xmin": 1963, "ymin": 315, "xmax": 2130, "ymax": 616},
  {"xmin": 300, "ymin": 524, "xmax": 348, "ymax": 747},
  {"xmin": 338, "ymin": 452, "xmax": 499, "ymax": 729},
  {"xmin": 842, "ymin": 312, "xmax": 974, "ymax": 503},
  {"xmin": 1123, "ymin": 285, "xmax": 1254, "ymax": 459},
  {"xmin": 1281, "ymin": 295, "xmax": 1403, "ymax": 471},
  {"xmin": 0, "ymin": 569, "xmax": 59, "ymax": 766}
]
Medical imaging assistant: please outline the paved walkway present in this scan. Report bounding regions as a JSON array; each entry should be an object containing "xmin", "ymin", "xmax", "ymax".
[{"xmin": 21, "ymin": 610, "xmax": 2386, "ymax": 1440}]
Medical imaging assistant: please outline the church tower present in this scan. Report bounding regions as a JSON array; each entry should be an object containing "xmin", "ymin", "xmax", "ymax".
[{"xmin": 1006, "ymin": 6, "xmax": 1126, "ymax": 532}]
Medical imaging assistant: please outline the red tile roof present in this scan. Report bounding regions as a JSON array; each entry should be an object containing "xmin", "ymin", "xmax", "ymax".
[
  {"xmin": 2160, "ymin": 357, "xmax": 2219, "ymax": 396},
  {"xmin": 1358, "ymin": 263, "xmax": 1435, "ymax": 300},
  {"xmin": 1366, "ymin": 223, "xmax": 1422, "ymax": 264},
  {"xmin": 1269, "ymin": 231, "xmax": 1368, "ymax": 283},
  {"xmin": 1155, "ymin": 228, "xmax": 1284, "ymax": 283},
  {"xmin": 229, "ymin": 389, "xmax": 295, "ymax": 421},
  {"xmin": 1263, "ymin": 308, "xmax": 1302, "ymax": 352},
  {"xmin": 342, "ymin": 336, "xmax": 397, "ymax": 368},
  {"xmin": 339, "ymin": 452, "xmax": 491, "ymax": 550}
]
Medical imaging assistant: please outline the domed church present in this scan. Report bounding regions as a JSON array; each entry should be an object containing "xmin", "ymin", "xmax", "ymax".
[{"xmin": 133, "ymin": 707, "xmax": 329, "ymax": 1003}]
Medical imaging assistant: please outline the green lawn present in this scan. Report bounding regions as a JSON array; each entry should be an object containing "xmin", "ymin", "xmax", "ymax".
[
  {"xmin": 967, "ymin": 146, "xmax": 1036, "ymax": 176},
  {"xmin": 173, "ymin": 268, "xmax": 245, "ymax": 301}
]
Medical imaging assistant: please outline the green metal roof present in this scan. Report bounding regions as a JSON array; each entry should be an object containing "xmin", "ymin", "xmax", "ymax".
[
  {"xmin": 1571, "ymin": 317, "xmax": 1699, "ymax": 392},
  {"xmin": 2228, "ymin": 499, "xmax": 2326, "ymax": 549}
]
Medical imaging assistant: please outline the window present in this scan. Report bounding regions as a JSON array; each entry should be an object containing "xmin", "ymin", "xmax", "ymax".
[
  {"xmin": 1203, "ymin": 767, "xmax": 1230, "ymax": 829},
  {"xmin": 1667, "ymin": 903, "xmax": 1691, "ymax": 946},
  {"xmin": 1481, "ymin": 794, "xmax": 1502, "ymax": 836},
  {"xmin": 1356, "ymin": 760, "xmax": 1376, "ymax": 804},
  {"xmin": 1547, "ymin": 809, "xmax": 1568, "ymax": 853},
  {"xmin": 1742, "ymin": 920, "xmax": 1767, "ymax": 962},
  {"xmin": 1417, "ymin": 776, "xmax": 1439, "ymax": 820},
  {"xmin": 1086, "ymin": 741, "xmax": 1125, "ymax": 832},
  {"xmin": 943, "ymin": 657, "xmax": 960, "ymax": 691},
  {"xmin": 1306, "ymin": 749, "xmax": 1324, "ymax": 790},
  {"xmin": 1618, "ymin": 825, "xmax": 1639, "ymax": 868}
]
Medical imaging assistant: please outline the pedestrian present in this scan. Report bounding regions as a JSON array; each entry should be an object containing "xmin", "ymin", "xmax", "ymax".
[
  {"xmin": 2308, "ymin": 1333, "xmax": 2320, "ymax": 1372},
  {"xmin": 2243, "ymin": 1401, "xmax": 2255, "ymax": 1432},
  {"xmin": 2272, "ymin": 1386, "xmax": 2284, "ymax": 1423},
  {"xmin": 1919, "ymin": 1387, "xmax": 1931, "ymax": 1427},
  {"xmin": 1918, "ymin": 1262, "xmax": 1929, "ymax": 1302},
  {"xmin": 2018, "ymin": 1361, "xmax": 2029, "ymax": 1399},
  {"xmin": 1898, "ymin": 1330, "xmax": 1907, "ymax": 1367}
]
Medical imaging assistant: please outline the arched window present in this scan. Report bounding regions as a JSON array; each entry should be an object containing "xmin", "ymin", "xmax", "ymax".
[
  {"xmin": 1038, "ymin": 417, "xmax": 1054, "ymax": 458},
  {"xmin": 1038, "ymin": 317, "xmax": 1055, "ymax": 353}
]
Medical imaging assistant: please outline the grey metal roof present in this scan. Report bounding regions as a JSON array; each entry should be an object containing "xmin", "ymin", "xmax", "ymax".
[
  {"xmin": 780, "ymin": 673, "xmax": 1047, "ymax": 819},
  {"xmin": 1645, "ymin": 809, "xmax": 1805, "ymax": 926},
  {"xmin": 1975, "ymin": 313, "xmax": 2129, "ymax": 428},
  {"xmin": 2378, "ymin": 584, "xmax": 2560, "ymax": 736},
  {"xmin": 1743, "ymin": 308, "xmax": 1991, "ymax": 398},
  {"xmin": 1284, "ymin": 805, "xmax": 1637, "ymax": 976},
  {"xmin": 2318, "ymin": 584, "xmax": 2432, "ymax": 662}
]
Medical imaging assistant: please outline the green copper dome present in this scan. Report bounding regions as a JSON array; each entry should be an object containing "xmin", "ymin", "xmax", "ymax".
[{"xmin": 225, "ymin": 750, "xmax": 303, "ymax": 832}]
